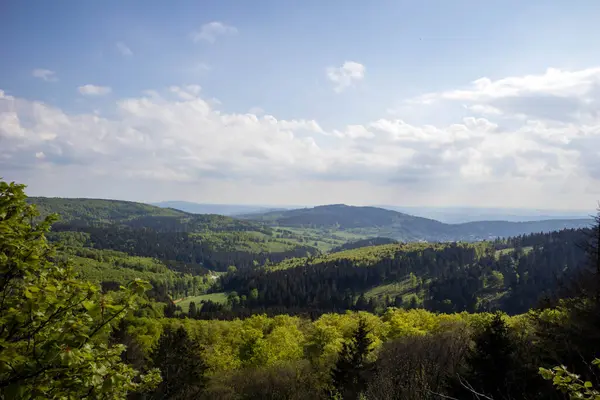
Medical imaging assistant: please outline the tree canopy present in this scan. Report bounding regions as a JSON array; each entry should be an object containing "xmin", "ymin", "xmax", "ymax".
[{"xmin": 0, "ymin": 181, "xmax": 160, "ymax": 399}]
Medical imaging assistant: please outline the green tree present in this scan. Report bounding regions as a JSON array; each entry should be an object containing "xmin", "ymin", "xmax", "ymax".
[
  {"xmin": 149, "ymin": 326, "xmax": 208, "ymax": 399},
  {"xmin": 331, "ymin": 317, "xmax": 374, "ymax": 400},
  {"xmin": 188, "ymin": 301, "xmax": 197, "ymax": 318},
  {"xmin": 463, "ymin": 312, "xmax": 517, "ymax": 399},
  {"xmin": 0, "ymin": 181, "xmax": 160, "ymax": 399},
  {"xmin": 540, "ymin": 359, "xmax": 600, "ymax": 399}
]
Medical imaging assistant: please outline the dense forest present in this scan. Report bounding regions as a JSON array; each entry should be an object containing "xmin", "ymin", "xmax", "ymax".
[
  {"xmin": 29, "ymin": 197, "xmax": 321, "ymax": 273},
  {"xmin": 3, "ymin": 180, "xmax": 600, "ymax": 399},
  {"xmin": 203, "ymin": 229, "xmax": 587, "ymax": 318}
]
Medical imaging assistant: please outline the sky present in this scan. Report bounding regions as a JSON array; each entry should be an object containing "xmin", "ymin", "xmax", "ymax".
[{"xmin": 2, "ymin": 0, "xmax": 600, "ymax": 210}]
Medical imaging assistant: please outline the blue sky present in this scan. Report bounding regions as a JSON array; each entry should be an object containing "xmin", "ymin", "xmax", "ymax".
[{"xmin": 2, "ymin": 0, "xmax": 600, "ymax": 209}]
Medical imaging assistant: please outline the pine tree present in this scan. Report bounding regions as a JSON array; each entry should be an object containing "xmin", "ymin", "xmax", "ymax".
[
  {"xmin": 188, "ymin": 301, "xmax": 197, "ymax": 318},
  {"xmin": 331, "ymin": 317, "xmax": 374, "ymax": 399},
  {"xmin": 149, "ymin": 326, "xmax": 208, "ymax": 400},
  {"xmin": 354, "ymin": 293, "xmax": 368, "ymax": 311},
  {"xmin": 464, "ymin": 312, "xmax": 516, "ymax": 399}
]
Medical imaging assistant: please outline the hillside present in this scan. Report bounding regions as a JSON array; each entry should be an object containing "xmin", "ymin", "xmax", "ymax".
[
  {"xmin": 242, "ymin": 204, "xmax": 593, "ymax": 242},
  {"xmin": 29, "ymin": 197, "xmax": 187, "ymax": 223},
  {"xmin": 216, "ymin": 228, "xmax": 590, "ymax": 316},
  {"xmin": 241, "ymin": 204, "xmax": 443, "ymax": 229},
  {"xmin": 29, "ymin": 197, "xmax": 321, "ymax": 272}
]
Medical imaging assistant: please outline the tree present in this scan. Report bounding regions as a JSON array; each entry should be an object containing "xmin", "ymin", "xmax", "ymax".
[
  {"xmin": 366, "ymin": 328, "xmax": 470, "ymax": 400},
  {"xmin": 149, "ymin": 326, "xmax": 208, "ymax": 399},
  {"xmin": 0, "ymin": 180, "xmax": 160, "ymax": 399},
  {"xmin": 331, "ymin": 317, "xmax": 374, "ymax": 400},
  {"xmin": 540, "ymin": 359, "xmax": 600, "ymax": 399},
  {"xmin": 188, "ymin": 301, "xmax": 197, "ymax": 318},
  {"xmin": 463, "ymin": 312, "xmax": 517, "ymax": 399}
]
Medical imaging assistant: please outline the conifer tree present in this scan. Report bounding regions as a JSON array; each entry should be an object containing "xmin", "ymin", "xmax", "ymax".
[
  {"xmin": 188, "ymin": 301, "xmax": 197, "ymax": 318},
  {"xmin": 464, "ymin": 312, "xmax": 516, "ymax": 399},
  {"xmin": 149, "ymin": 326, "xmax": 208, "ymax": 400},
  {"xmin": 331, "ymin": 317, "xmax": 374, "ymax": 399}
]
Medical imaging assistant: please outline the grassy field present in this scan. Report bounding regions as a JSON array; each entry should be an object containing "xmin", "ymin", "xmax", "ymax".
[
  {"xmin": 274, "ymin": 227, "xmax": 367, "ymax": 252},
  {"xmin": 495, "ymin": 246, "xmax": 533, "ymax": 258},
  {"xmin": 175, "ymin": 292, "xmax": 228, "ymax": 312},
  {"xmin": 364, "ymin": 276, "xmax": 428, "ymax": 305},
  {"xmin": 365, "ymin": 279, "xmax": 413, "ymax": 298}
]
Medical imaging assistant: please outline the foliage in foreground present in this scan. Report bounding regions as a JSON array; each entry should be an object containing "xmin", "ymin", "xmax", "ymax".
[
  {"xmin": 541, "ymin": 359, "xmax": 600, "ymax": 399},
  {"xmin": 0, "ymin": 181, "xmax": 160, "ymax": 399}
]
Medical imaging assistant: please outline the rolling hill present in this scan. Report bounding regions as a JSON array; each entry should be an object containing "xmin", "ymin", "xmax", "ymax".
[
  {"xmin": 217, "ymin": 227, "xmax": 590, "ymax": 316},
  {"xmin": 240, "ymin": 204, "xmax": 593, "ymax": 242},
  {"xmin": 28, "ymin": 197, "xmax": 321, "ymax": 272},
  {"xmin": 29, "ymin": 197, "xmax": 187, "ymax": 223}
]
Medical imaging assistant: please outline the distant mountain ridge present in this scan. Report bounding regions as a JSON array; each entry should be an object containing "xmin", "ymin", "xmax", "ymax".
[
  {"xmin": 29, "ymin": 197, "xmax": 594, "ymax": 243},
  {"xmin": 241, "ymin": 204, "xmax": 593, "ymax": 242},
  {"xmin": 151, "ymin": 201, "xmax": 293, "ymax": 216},
  {"xmin": 152, "ymin": 200, "xmax": 592, "ymax": 223}
]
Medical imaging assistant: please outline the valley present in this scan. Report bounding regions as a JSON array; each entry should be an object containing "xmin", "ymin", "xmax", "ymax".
[
  {"xmin": 26, "ymin": 196, "xmax": 592, "ymax": 318},
  {"xmin": 4, "ymin": 184, "xmax": 599, "ymax": 399}
]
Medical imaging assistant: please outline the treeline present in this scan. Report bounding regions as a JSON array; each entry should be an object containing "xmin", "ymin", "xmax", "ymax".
[
  {"xmin": 330, "ymin": 237, "xmax": 399, "ymax": 252},
  {"xmin": 209, "ymin": 229, "xmax": 588, "ymax": 317},
  {"xmin": 120, "ymin": 293, "xmax": 600, "ymax": 399}
]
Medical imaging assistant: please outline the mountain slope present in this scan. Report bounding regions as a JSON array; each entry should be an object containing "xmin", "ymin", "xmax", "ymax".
[
  {"xmin": 242, "ymin": 204, "xmax": 593, "ymax": 241},
  {"xmin": 28, "ymin": 197, "xmax": 321, "ymax": 272},
  {"xmin": 241, "ymin": 204, "xmax": 447, "ymax": 229},
  {"xmin": 217, "ymin": 228, "xmax": 590, "ymax": 316},
  {"xmin": 29, "ymin": 197, "xmax": 187, "ymax": 223}
]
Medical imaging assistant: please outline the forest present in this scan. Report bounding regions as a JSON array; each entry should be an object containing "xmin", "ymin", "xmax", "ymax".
[
  {"xmin": 3, "ymin": 179, "xmax": 600, "ymax": 399},
  {"xmin": 207, "ymin": 229, "xmax": 588, "ymax": 318}
]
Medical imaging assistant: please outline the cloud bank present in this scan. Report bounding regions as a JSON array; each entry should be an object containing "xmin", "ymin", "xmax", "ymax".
[{"xmin": 2, "ymin": 67, "xmax": 600, "ymax": 207}]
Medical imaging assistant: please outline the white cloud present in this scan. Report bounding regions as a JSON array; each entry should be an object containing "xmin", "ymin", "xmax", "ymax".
[
  {"xmin": 191, "ymin": 21, "xmax": 237, "ymax": 43},
  {"xmin": 464, "ymin": 104, "xmax": 503, "ymax": 115},
  {"xmin": 169, "ymin": 85, "xmax": 202, "ymax": 100},
  {"xmin": 78, "ymin": 85, "xmax": 112, "ymax": 96},
  {"xmin": 116, "ymin": 41, "xmax": 133, "ymax": 57},
  {"xmin": 326, "ymin": 61, "xmax": 365, "ymax": 92},
  {"xmin": 32, "ymin": 69, "xmax": 57, "ymax": 82},
  {"xmin": 4, "ymin": 65, "xmax": 600, "ymax": 208},
  {"xmin": 414, "ymin": 67, "xmax": 600, "ymax": 122}
]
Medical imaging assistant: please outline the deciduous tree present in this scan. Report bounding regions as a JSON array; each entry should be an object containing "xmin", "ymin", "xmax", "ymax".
[{"xmin": 0, "ymin": 180, "xmax": 160, "ymax": 399}]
